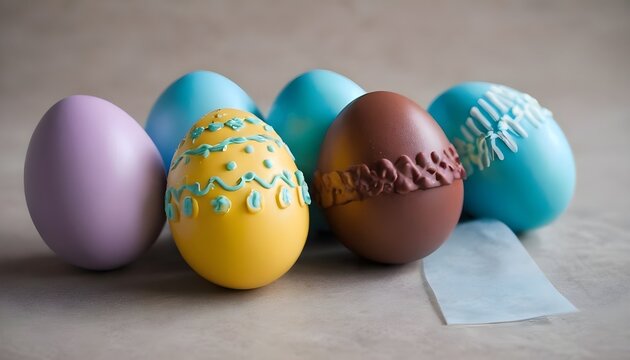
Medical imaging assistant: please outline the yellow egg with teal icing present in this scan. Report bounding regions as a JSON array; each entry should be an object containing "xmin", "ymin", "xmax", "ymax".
[{"xmin": 165, "ymin": 109, "xmax": 310, "ymax": 289}]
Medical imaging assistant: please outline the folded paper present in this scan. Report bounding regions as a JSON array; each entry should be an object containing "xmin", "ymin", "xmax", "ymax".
[{"xmin": 423, "ymin": 219, "xmax": 577, "ymax": 325}]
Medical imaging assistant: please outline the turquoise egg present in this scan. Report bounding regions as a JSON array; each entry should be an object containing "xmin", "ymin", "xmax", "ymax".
[
  {"xmin": 145, "ymin": 71, "xmax": 261, "ymax": 171},
  {"xmin": 266, "ymin": 69, "xmax": 365, "ymax": 182},
  {"xmin": 266, "ymin": 69, "xmax": 365, "ymax": 234},
  {"xmin": 428, "ymin": 82, "xmax": 575, "ymax": 232}
]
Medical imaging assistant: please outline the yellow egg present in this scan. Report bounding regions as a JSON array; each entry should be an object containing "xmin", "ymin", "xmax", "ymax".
[{"xmin": 165, "ymin": 109, "xmax": 310, "ymax": 289}]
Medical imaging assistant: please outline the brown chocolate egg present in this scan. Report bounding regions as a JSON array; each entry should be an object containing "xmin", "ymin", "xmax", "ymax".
[{"xmin": 314, "ymin": 91, "xmax": 465, "ymax": 264}]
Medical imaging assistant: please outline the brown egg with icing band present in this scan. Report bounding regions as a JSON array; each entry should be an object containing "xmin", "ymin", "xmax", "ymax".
[{"xmin": 314, "ymin": 91, "xmax": 465, "ymax": 264}]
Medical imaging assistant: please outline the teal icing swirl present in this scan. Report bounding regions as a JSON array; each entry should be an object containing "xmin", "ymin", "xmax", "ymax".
[
  {"xmin": 164, "ymin": 170, "xmax": 297, "ymax": 209},
  {"xmin": 170, "ymin": 134, "xmax": 285, "ymax": 170},
  {"xmin": 211, "ymin": 195, "xmax": 231, "ymax": 214}
]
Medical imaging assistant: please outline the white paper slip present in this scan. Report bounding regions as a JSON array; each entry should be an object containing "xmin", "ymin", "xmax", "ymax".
[{"xmin": 423, "ymin": 219, "xmax": 577, "ymax": 325}]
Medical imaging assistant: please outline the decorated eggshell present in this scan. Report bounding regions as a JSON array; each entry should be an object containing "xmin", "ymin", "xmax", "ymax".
[
  {"xmin": 266, "ymin": 70, "xmax": 365, "ymax": 233},
  {"xmin": 428, "ymin": 82, "xmax": 575, "ymax": 231},
  {"xmin": 24, "ymin": 95, "xmax": 165, "ymax": 270},
  {"xmin": 145, "ymin": 71, "xmax": 262, "ymax": 171},
  {"xmin": 314, "ymin": 91, "xmax": 465, "ymax": 264},
  {"xmin": 165, "ymin": 109, "xmax": 310, "ymax": 289}
]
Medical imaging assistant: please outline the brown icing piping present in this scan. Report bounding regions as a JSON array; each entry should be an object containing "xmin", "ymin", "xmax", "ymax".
[{"xmin": 313, "ymin": 145, "xmax": 466, "ymax": 208}]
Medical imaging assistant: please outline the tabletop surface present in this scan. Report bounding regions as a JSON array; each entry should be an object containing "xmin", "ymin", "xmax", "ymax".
[{"xmin": 1, "ymin": 1, "xmax": 629, "ymax": 359}]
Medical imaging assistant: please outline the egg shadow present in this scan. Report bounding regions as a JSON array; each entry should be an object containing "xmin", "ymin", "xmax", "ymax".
[
  {"xmin": 1, "ymin": 228, "xmax": 421, "ymax": 307},
  {"xmin": 0, "ymin": 233, "xmax": 248, "ymax": 307},
  {"xmin": 289, "ymin": 230, "xmax": 420, "ymax": 284}
]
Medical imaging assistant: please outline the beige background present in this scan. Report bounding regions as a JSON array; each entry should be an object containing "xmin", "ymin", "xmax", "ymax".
[{"xmin": 1, "ymin": 1, "xmax": 629, "ymax": 359}]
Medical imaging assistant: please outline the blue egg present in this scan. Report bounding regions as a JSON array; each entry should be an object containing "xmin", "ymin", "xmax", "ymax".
[
  {"xmin": 266, "ymin": 69, "xmax": 365, "ymax": 182},
  {"xmin": 145, "ymin": 71, "xmax": 261, "ymax": 171},
  {"xmin": 266, "ymin": 69, "xmax": 365, "ymax": 234},
  {"xmin": 428, "ymin": 82, "xmax": 575, "ymax": 231}
]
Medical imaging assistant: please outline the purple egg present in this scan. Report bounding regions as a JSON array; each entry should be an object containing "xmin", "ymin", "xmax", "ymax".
[{"xmin": 24, "ymin": 95, "xmax": 165, "ymax": 270}]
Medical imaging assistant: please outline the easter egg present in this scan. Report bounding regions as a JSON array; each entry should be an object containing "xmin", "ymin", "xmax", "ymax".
[
  {"xmin": 266, "ymin": 70, "xmax": 365, "ymax": 233},
  {"xmin": 24, "ymin": 95, "xmax": 165, "ymax": 270},
  {"xmin": 428, "ymin": 82, "xmax": 575, "ymax": 231},
  {"xmin": 145, "ymin": 71, "xmax": 262, "ymax": 171},
  {"xmin": 314, "ymin": 92, "xmax": 465, "ymax": 264},
  {"xmin": 266, "ymin": 69, "xmax": 365, "ymax": 182},
  {"xmin": 165, "ymin": 109, "xmax": 310, "ymax": 289}
]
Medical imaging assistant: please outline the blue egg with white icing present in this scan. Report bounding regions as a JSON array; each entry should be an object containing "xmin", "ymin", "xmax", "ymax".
[
  {"xmin": 146, "ymin": 71, "xmax": 262, "ymax": 171},
  {"xmin": 428, "ymin": 82, "xmax": 575, "ymax": 231}
]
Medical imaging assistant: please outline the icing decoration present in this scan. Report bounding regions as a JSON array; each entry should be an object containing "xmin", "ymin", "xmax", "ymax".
[
  {"xmin": 264, "ymin": 125, "xmax": 273, "ymax": 131},
  {"xmin": 208, "ymin": 122, "xmax": 224, "ymax": 132},
  {"xmin": 277, "ymin": 186, "xmax": 291, "ymax": 209},
  {"xmin": 170, "ymin": 134, "xmax": 286, "ymax": 170},
  {"xmin": 182, "ymin": 196, "xmax": 198, "ymax": 218},
  {"xmin": 190, "ymin": 126, "xmax": 205, "ymax": 143},
  {"xmin": 164, "ymin": 170, "xmax": 297, "ymax": 207},
  {"xmin": 211, "ymin": 195, "xmax": 231, "ymax": 214},
  {"xmin": 314, "ymin": 145, "xmax": 465, "ymax": 208},
  {"xmin": 245, "ymin": 117, "xmax": 262, "ymax": 125},
  {"xmin": 267, "ymin": 145, "xmax": 275, "ymax": 152},
  {"xmin": 263, "ymin": 159, "xmax": 273, "ymax": 168},
  {"xmin": 295, "ymin": 169, "xmax": 311, "ymax": 206},
  {"xmin": 226, "ymin": 161, "xmax": 237, "ymax": 171},
  {"xmin": 454, "ymin": 85, "xmax": 551, "ymax": 174},
  {"xmin": 246, "ymin": 189, "xmax": 263, "ymax": 213},
  {"xmin": 165, "ymin": 202, "xmax": 179, "ymax": 222},
  {"xmin": 225, "ymin": 118, "xmax": 245, "ymax": 131}
]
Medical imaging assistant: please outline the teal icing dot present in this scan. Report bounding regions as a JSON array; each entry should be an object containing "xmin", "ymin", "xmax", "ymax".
[
  {"xmin": 226, "ymin": 161, "xmax": 237, "ymax": 171},
  {"xmin": 281, "ymin": 187, "xmax": 292, "ymax": 206},
  {"xmin": 190, "ymin": 127, "xmax": 205, "ymax": 143},
  {"xmin": 246, "ymin": 190, "xmax": 263, "ymax": 212},
  {"xmin": 208, "ymin": 122, "xmax": 223, "ymax": 132},
  {"xmin": 165, "ymin": 203, "xmax": 175, "ymax": 220},
  {"xmin": 244, "ymin": 145, "xmax": 254, "ymax": 153},
  {"xmin": 225, "ymin": 118, "xmax": 245, "ymax": 131},
  {"xmin": 263, "ymin": 159, "xmax": 273, "ymax": 168},
  {"xmin": 267, "ymin": 145, "xmax": 275, "ymax": 152},
  {"xmin": 243, "ymin": 171, "xmax": 255, "ymax": 181},
  {"xmin": 264, "ymin": 125, "xmax": 273, "ymax": 131},
  {"xmin": 211, "ymin": 195, "xmax": 231, "ymax": 214},
  {"xmin": 183, "ymin": 196, "xmax": 194, "ymax": 217}
]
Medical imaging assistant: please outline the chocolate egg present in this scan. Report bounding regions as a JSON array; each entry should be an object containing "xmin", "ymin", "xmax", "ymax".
[{"xmin": 314, "ymin": 91, "xmax": 465, "ymax": 264}]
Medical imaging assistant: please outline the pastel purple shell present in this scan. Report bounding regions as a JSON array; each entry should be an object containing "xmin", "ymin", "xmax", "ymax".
[{"xmin": 24, "ymin": 95, "xmax": 165, "ymax": 270}]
